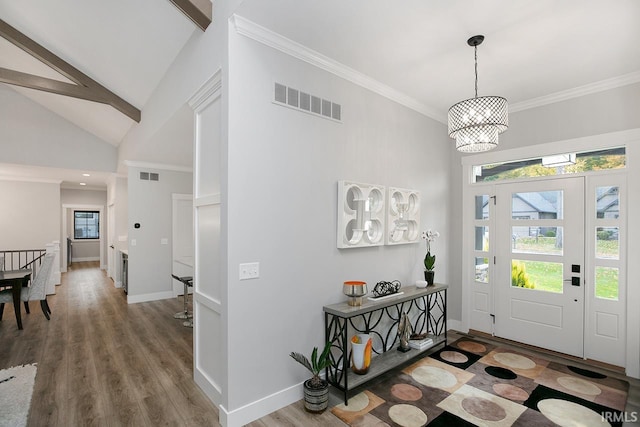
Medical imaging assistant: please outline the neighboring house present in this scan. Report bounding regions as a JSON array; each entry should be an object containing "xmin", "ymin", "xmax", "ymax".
[
  {"xmin": 597, "ymin": 186, "xmax": 620, "ymax": 219},
  {"xmin": 512, "ymin": 192, "xmax": 558, "ymax": 238}
]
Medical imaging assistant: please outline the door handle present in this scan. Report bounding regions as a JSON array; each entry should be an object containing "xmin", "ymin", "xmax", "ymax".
[{"xmin": 564, "ymin": 277, "xmax": 580, "ymax": 286}]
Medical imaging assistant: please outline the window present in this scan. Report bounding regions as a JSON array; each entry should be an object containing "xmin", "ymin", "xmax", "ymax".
[
  {"xmin": 473, "ymin": 147, "xmax": 625, "ymax": 183},
  {"xmin": 74, "ymin": 211, "xmax": 100, "ymax": 239}
]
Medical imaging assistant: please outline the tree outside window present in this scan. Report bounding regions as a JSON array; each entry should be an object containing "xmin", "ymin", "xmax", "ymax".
[{"xmin": 74, "ymin": 211, "xmax": 100, "ymax": 239}]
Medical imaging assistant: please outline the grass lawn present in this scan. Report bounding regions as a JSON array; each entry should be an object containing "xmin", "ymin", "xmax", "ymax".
[{"xmin": 512, "ymin": 237, "xmax": 619, "ymax": 299}]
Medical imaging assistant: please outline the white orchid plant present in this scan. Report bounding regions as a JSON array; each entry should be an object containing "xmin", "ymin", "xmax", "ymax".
[{"xmin": 422, "ymin": 229, "xmax": 440, "ymax": 271}]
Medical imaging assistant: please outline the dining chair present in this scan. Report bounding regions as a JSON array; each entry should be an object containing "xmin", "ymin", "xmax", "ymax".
[{"xmin": 0, "ymin": 253, "xmax": 55, "ymax": 322}]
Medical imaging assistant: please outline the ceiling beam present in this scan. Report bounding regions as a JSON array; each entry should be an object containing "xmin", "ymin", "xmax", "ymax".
[
  {"xmin": 168, "ymin": 0, "xmax": 212, "ymax": 31},
  {"xmin": 0, "ymin": 19, "xmax": 141, "ymax": 122},
  {"xmin": 0, "ymin": 67, "xmax": 107, "ymax": 102}
]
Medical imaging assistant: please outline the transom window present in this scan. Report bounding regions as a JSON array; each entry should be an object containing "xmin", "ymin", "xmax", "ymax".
[
  {"xmin": 74, "ymin": 211, "xmax": 100, "ymax": 239},
  {"xmin": 473, "ymin": 147, "xmax": 625, "ymax": 183}
]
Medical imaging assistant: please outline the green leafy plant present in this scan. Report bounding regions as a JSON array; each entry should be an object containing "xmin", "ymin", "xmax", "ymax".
[
  {"xmin": 512, "ymin": 261, "xmax": 535, "ymax": 289},
  {"xmin": 289, "ymin": 341, "xmax": 332, "ymax": 388},
  {"xmin": 424, "ymin": 252, "xmax": 436, "ymax": 271}
]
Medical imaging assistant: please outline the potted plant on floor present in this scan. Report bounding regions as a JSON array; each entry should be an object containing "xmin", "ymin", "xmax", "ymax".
[{"xmin": 290, "ymin": 341, "xmax": 332, "ymax": 413}]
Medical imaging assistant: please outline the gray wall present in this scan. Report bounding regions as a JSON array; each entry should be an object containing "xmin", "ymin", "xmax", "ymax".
[
  {"xmin": 61, "ymin": 189, "xmax": 107, "ymax": 262},
  {"xmin": 0, "ymin": 85, "xmax": 117, "ymax": 172},
  {"xmin": 127, "ymin": 166, "xmax": 192, "ymax": 299},
  {"xmin": 447, "ymin": 82, "xmax": 640, "ymax": 323},
  {"xmin": 224, "ymin": 30, "xmax": 450, "ymax": 411},
  {"xmin": 0, "ymin": 180, "xmax": 60, "ymax": 251}
]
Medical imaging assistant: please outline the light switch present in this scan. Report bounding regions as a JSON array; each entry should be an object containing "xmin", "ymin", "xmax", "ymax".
[
  {"xmin": 161, "ymin": 238, "xmax": 168, "ymax": 245},
  {"xmin": 131, "ymin": 239, "xmax": 137, "ymax": 246},
  {"xmin": 239, "ymin": 262, "xmax": 260, "ymax": 280}
]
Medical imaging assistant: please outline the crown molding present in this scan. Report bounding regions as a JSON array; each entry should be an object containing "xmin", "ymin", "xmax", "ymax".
[
  {"xmin": 0, "ymin": 175, "xmax": 62, "ymax": 184},
  {"xmin": 230, "ymin": 15, "xmax": 640, "ymax": 124},
  {"xmin": 188, "ymin": 68, "xmax": 222, "ymax": 111},
  {"xmin": 123, "ymin": 160, "xmax": 193, "ymax": 173},
  {"xmin": 230, "ymin": 14, "xmax": 445, "ymax": 123},
  {"xmin": 510, "ymin": 71, "xmax": 640, "ymax": 113}
]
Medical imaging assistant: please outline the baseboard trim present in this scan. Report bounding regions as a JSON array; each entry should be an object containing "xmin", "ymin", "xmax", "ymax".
[
  {"xmin": 71, "ymin": 257, "xmax": 100, "ymax": 262},
  {"xmin": 126, "ymin": 291, "xmax": 174, "ymax": 304},
  {"xmin": 218, "ymin": 382, "xmax": 302, "ymax": 427},
  {"xmin": 447, "ymin": 319, "xmax": 463, "ymax": 333}
]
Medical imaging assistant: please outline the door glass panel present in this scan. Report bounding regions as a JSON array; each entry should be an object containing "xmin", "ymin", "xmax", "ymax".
[
  {"xmin": 596, "ymin": 227, "xmax": 619, "ymax": 259},
  {"xmin": 512, "ymin": 191, "xmax": 562, "ymax": 220},
  {"xmin": 475, "ymin": 257, "xmax": 489, "ymax": 283},
  {"xmin": 595, "ymin": 266, "xmax": 619, "ymax": 300},
  {"xmin": 512, "ymin": 260, "xmax": 563, "ymax": 293},
  {"xmin": 512, "ymin": 227, "xmax": 563, "ymax": 255},
  {"xmin": 596, "ymin": 186, "xmax": 619, "ymax": 219},
  {"xmin": 475, "ymin": 195, "xmax": 489, "ymax": 219},
  {"xmin": 475, "ymin": 227, "xmax": 488, "ymax": 251}
]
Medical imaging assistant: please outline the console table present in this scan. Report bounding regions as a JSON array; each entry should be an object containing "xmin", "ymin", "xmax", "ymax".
[{"xmin": 324, "ymin": 284, "xmax": 447, "ymax": 405}]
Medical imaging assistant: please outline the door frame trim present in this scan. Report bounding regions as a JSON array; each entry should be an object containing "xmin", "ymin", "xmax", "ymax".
[{"xmin": 460, "ymin": 129, "xmax": 640, "ymax": 378}]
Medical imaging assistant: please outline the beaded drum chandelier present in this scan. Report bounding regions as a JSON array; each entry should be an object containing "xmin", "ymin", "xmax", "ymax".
[{"xmin": 448, "ymin": 35, "xmax": 508, "ymax": 153}]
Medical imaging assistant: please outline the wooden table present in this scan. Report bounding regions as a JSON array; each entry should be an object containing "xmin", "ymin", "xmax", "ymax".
[{"xmin": 0, "ymin": 269, "xmax": 32, "ymax": 330}]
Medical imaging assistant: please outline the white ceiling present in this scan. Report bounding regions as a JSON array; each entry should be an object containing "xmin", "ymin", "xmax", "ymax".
[
  {"xmin": 0, "ymin": 0, "xmax": 196, "ymax": 146},
  {"xmin": 235, "ymin": 0, "xmax": 640, "ymax": 121},
  {"xmin": 1, "ymin": 0, "xmax": 639, "ymax": 189}
]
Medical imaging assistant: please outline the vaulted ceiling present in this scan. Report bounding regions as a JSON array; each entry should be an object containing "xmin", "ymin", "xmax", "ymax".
[{"xmin": 1, "ymin": 0, "xmax": 639, "ymax": 188}]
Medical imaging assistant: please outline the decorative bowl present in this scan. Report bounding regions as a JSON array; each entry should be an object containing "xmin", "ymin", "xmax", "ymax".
[{"xmin": 343, "ymin": 281, "xmax": 367, "ymax": 306}]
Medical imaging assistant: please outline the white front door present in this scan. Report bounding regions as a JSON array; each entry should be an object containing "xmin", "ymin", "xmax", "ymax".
[{"xmin": 494, "ymin": 177, "xmax": 585, "ymax": 357}]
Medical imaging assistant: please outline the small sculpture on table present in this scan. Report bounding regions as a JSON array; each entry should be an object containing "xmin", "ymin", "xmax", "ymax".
[
  {"xmin": 372, "ymin": 280, "xmax": 401, "ymax": 298},
  {"xmin": 397, "ymin": 312, "xmax": 412, "ymax": 352}
]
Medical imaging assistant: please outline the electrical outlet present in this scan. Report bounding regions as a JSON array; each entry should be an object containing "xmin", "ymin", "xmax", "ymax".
[{"xmin": 239, "ymin": 262, "xmax": 260, "ymax": 280}]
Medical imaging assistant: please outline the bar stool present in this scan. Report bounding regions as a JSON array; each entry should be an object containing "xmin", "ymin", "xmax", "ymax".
[{"xmin": 171, "ymin": 274, "xmax": 193, "ymax": 328}]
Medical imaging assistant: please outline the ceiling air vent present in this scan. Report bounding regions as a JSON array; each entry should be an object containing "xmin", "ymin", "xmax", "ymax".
[{"xmin": 273, "ymin": 82, "xmax": 341, "ymax": 123}]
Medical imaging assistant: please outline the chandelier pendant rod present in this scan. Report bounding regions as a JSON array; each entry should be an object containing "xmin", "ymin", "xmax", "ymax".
[{"xmin": 474, "ymin": 45, "xmax": 478, "ymax": 98}]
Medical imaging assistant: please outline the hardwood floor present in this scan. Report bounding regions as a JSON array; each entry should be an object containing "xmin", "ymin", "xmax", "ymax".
[
  {"xmin": 1, "ymin": 263, "xmax": 638, "ymax": 426},
  {"xmin": 0, "ymin": 262, "xmax": 218, "ymax": 426}
]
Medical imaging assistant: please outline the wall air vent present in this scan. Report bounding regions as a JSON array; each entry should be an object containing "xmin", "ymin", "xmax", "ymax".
[
  {"xmin": 273, "ymin": 82, "xmax": 341, "ymax": 122},
  {"xmin": 139, "ymin": 171, "xmax": 159, "ymax": 181}
]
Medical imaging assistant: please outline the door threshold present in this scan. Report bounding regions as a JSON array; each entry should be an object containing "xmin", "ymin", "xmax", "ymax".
[{"xmin": 467, "ymin": 329, "xmax": 625, "ymax": 375}]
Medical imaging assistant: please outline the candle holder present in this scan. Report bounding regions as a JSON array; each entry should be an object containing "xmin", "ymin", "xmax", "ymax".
[{"xmin": 343, "ymin": 281, "xmax": 367, "ymax": 306}]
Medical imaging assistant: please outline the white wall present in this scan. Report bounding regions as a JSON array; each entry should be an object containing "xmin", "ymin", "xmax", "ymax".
[
  {"xmin": 224, "ymin": 28, "xmax": 449, "ymax": 417},
  {"xmin": 127, "ymin": 166, "xmax": 192, "ymax": 301},
  {"xmin": 0, "ymin": 180, "xmax": 60, "ymax": 250},
  {"xmin": 0, "ymin": 85, "xmax": 117, "ymax": 172}
]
